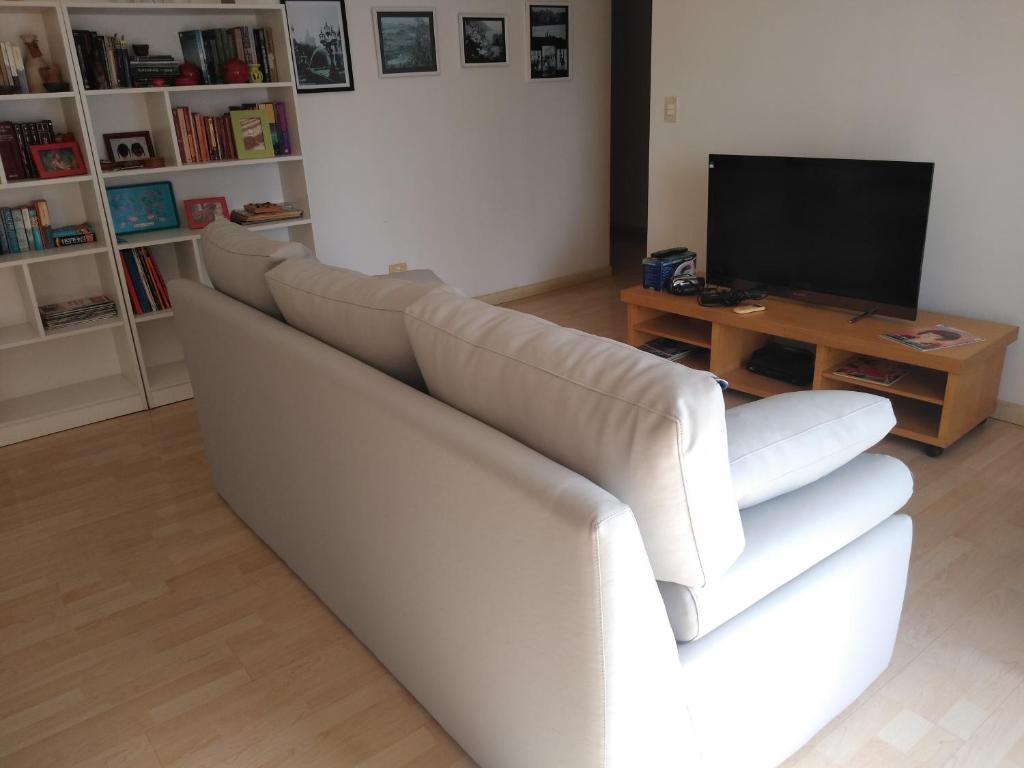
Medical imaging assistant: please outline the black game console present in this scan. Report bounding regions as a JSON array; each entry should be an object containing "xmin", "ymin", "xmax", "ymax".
[{"xmin": 745, "ymin": 342, "xmax": 815, "ymax": 387}]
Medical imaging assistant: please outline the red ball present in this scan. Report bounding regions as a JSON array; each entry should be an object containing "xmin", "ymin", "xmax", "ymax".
[
  {"xmin": 175, "ymin": 75, "xmax": 199, "ymax": 86},
  {"xmin": 179, "ymin": 62, "xmax": 201, "ymax": 80},
  {"xmin": 223, "ymin": 58, "xmax": 248, "ymax": 84}
]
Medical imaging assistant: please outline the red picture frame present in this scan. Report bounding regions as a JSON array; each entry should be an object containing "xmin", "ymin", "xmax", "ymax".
[
  {"xmin": 30, "ymin": 141, "xmax": 87, "ymax": 179},
  {"xmin": 183, "ymin": 196, "xmax": 229, "ymax": 229}
]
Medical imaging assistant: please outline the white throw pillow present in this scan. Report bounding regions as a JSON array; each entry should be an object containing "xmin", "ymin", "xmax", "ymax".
[
  {"xmin": 726, "ymin": 390, "xmax": 896, "ymax": 509},
  {"xmin": 266, "ymin": 259, "xmax": 455, "ymax": 387},
  {"xmin": 201, "ymin": 218, "xmax": 313, "ymax": 316},
  {"xmin": 404, "ymin": 291, "xmax": 744, "ymax": 588}
]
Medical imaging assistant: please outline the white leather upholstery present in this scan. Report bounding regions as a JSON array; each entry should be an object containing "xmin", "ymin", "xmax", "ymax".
[
  {"xmin": 266, "ymin": 259, "xmax": 454, "ymax": 387},
  {"xmin": 200, "ymin": 218, "xmax": 313, "ymax": 316},
  {"xmin": 404, "ymin": 291, "xmax": 744, "ymax": 588},
  {"xmin": 726, "ymin": 390, "xmax": 896, "ymax": 508},
  {"xmin": 679, "ymin": 514, "xmax": 912, "ymax": 767},
  {"xmin": 170, "ymin": 279, "xmax": 690, "ymax": 768},
  {"xmin": 660, "ymin": 452, "xmax": 913, "ymax": 642}
]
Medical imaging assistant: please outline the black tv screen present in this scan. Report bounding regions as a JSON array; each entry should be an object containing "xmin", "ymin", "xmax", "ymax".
[{"xmin": 707, "ymin": 154, "xmax": 934, "ymax": 319}]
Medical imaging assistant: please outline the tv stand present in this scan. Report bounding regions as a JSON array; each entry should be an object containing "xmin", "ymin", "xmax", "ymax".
[{"xmin": 621, "ymin": 285, "xmax": 1019, "ymax": 453}]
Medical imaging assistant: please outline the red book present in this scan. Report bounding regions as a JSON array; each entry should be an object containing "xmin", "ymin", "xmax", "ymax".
[
  {"xmin": 119, "ymin": 252, "xmax": 142, "ymax": 314},
  {"xmin": 143, "ymin": 249, "xmax": 171, "ymax": 308}
]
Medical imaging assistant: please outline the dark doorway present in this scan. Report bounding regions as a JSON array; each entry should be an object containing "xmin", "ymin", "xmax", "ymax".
[{"xmin": 610, "ymin": 0, "xmax": 652, "ymax": 275}]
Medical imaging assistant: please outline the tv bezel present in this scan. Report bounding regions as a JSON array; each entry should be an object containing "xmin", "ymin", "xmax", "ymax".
[{"xmin": 706, "ymin": 153, "xmax": 934, "ymax": 321}]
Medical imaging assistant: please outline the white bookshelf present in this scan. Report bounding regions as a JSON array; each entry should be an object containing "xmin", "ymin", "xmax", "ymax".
[
  {"xmin": 62, "ymin": 0, "xmax": 314, "ymax": 409},
  {"xmin": 0, "ymin": 0, "xmax": 146, "ymax": 447}
]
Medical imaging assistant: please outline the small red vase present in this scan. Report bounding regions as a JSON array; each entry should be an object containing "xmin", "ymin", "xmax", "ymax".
[{"xmin": 223, "ymin": 59, "xmax": 248, "ymax": 84}]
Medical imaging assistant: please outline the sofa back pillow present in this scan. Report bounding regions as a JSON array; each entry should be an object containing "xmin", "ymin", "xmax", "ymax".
[
  {"xmin": 404, "ymin": 291, "xmax": 744, "ymax": 588},
  {"xmin": 201, "ymin": 218, "xmax": 314, "ymax": 316},
  {"xmin": 266, "ymin": 258, "xmax": 454, "ymax": 387}
]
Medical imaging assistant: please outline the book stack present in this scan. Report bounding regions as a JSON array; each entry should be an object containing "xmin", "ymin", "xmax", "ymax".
[
  {"xmin": 172, "ymin": 102, "xmax": 291, "ymax": 164},
  {"xmin": 0, "ymin": 120, "xmax": 57, "ymax": 181},
  {"xmin": 38, "ymin": 295, "xmax": 117, "ymax": 331},
  {"xmin": 178, "ymin": 27, "xmax": 278, "ymax": 85},
  {"xmin": 0, "ymin": 41, "xmax": 29, "ymax": 94},
  {"xmin": 119, "ymin": 247, "xmax": 171, "ymax": 315},
  {"xmin": 638, "ymin": 337, "xmax": 701, "ymax": 362},
  {"xmin": 72, "ymin": 31, "xmax": 181, "ymax": 89},
  {"xmin": 229, "ymin": 202, "xmax": 303, "ymax": 225}
]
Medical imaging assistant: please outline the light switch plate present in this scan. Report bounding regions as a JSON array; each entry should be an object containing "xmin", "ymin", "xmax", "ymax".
[{"xmin": 664, "ymin": 96, "xmax": 678, "ymax": 123}]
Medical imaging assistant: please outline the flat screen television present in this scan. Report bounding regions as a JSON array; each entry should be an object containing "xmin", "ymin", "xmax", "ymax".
[{"xmin": 706, "ymin": 154, "xmax": 934, "ymax": 320}]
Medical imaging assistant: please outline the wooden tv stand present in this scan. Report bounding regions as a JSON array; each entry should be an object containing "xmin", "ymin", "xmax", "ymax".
[{"xmin": 621, "ymin": 285, "xmax": 1019, "ymax": 455}]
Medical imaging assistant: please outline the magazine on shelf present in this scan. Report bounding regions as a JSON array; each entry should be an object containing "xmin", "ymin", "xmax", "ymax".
[
  {"xmin": 882, "ymin": 324, "xmax": 983, "ymax": 352},
  {"xmin": 832, "ymin": 356, "xmax": 910, "ymax": 387},
  {"xmin": 638, "ymin": 337, "xmax": 700, "ymax": 362}
]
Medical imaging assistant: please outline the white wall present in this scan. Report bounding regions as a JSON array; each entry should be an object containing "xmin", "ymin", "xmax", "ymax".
[
  {"xmin": 297, "ymin": 0, "xmax": 611, "ymax": 297},
  {"xmin": 648, "ymin": 0, "xmax": 1024, "ymax": 405}
]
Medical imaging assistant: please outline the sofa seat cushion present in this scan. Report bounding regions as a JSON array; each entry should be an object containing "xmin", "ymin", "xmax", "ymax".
[
  {"xmin": 266, "ymin": 259, "xmax": 455, "ymax": 387},
  {"xmin": 404, "ymin": 291, "xmax": 744, "ymax": 588},
  {"xmin": 727, "ymin": 390, "xmax": 896, "ymax": 509},
  {"xmin": 201, "ymin": 218, "xmax": 314, "ymax": 316},
  {"xmin": 660, "ymin": 452, "xmax": 912, "ymax": 642}
]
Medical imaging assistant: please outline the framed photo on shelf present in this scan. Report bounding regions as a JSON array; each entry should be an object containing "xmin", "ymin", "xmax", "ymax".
[
  {"xmin": 29, "ymin": 141, "xmax": 87, "ymax": 179},
  {"xmin": 103, "ymin": 131, "xmax": 156, "ymax": 162},
  {"xmin": 527, "ymin": 3, "xmax": 570, "ymax": 81},
  {"xmin": 184, "ymin": 196, "xmax": 229, "ymax": 229},
  {"xmin": 106, "ymin": 181, "xmax": 180, "ymax": 236},
  {"xmin": 229, "ymin": 109, "xmax": 276, "ymax": 160},
  {"xmin": 372, "ymin": 8, "xmax": 439, "ymax": 77},
  {"xmin": 283, "ymin": 0, "xmax": 355, "ymax": 93},
  {"xmin": 459, "ymin": 14, "xmax": 508, "ymax": 67}
]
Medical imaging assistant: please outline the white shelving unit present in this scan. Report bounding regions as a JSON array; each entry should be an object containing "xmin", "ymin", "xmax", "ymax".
[
  {"xmin": 0, "ymin": 0, "xmax": 146, "ymax": 447},
  {"xmin": 64, "ymin": 1, "xmax": 314, "ymax": 409}
]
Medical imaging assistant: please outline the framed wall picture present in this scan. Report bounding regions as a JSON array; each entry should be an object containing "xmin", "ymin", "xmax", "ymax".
[
  {"xmin": 106, "ymin": 181, "xmax": 180, "ymax": 236},
  {"xmin": 459, "ymin": 14, "xmax": 508, "ymax": 67},
  {"xmin": 372, "ymin": 8, "xmax": 439, "ymax": 77},
  {"xmin": 527, "ymin": 3, "xmax": 570, "ymax": 81},
  {"xmin": 229, "ymin": 109, "xmax": 276, "ymax": 160},
  {"xmin": 29, "ymin": 141, "xmax": 87, "ymax": 179},
  {"xmin": 183, "ymin": 196, "xmax": 229, "ymax": 229},
  {"xmin": 282, "ymin": 0, "xmax": 355, "ymax": 93},
  {"xmin": 103, "ymin": 131, "xmax": 156, "ymax": 162}
]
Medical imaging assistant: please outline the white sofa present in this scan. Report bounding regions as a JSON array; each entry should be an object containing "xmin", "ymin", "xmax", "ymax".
[{"xmin": 170, "ymin": 221, "xmax": 913, "ymax": 768}]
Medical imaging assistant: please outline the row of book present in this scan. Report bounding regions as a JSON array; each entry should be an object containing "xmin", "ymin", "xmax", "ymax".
[
  {"xmin": 179, "ymin": 27, "xmax": 278, "ymax": 85},
  {"xmin": 39, "ymin": 295, "xmax": 117, "ymax": 331},
  {"xmin": 72, "ymin": 31, "xmax": 184, "ymax": 90},
  {"xmin": 230, "ymin": 202, "xmax": 303, "ymax": 225},
  {"xmin": 119, "ymin": 247, "xmax": 170, "ymax": 315},
  {"xmin": 0, "ymin": 41, "xmax": 30, "ymax": 94},
  {"xmin": 0, "ymin": 120, "xmax": 57, "ymax": 181},
  {"xmin": 0, "ymin": 200, "xmax": 96, "ymax": 255},
  {"xmin": 172, "ymin": 102, "xmax": 291, "ymax": 164}
]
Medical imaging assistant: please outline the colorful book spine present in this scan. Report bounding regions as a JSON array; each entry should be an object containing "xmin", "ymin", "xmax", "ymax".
[{"xmin": 274, "ymin": 102, "xmax": 290, "ymax": 155}]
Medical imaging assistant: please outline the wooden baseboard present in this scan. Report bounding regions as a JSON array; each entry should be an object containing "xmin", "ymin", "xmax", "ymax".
[
  {"xmin": 477, "ymin": 266, "xmax": 613, "ymax": 306},
  {"xmin": 994, "ymin": 400, "xmax": 1024, "ymax": 427}
]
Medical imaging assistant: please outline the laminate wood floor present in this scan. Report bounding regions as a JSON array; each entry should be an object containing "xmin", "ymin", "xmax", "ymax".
[{"xmin": 2, "ymin": 274, "xmax": 1023, "ymax": 768}]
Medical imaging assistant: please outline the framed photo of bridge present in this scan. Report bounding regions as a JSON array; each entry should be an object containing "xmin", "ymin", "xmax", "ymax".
[{"xmin": 282, "ymin": 0, "xmax": 355, "ymax": 93}]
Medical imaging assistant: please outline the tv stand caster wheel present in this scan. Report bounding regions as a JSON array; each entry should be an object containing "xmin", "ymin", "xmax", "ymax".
[{"xmin": 925, "ymin": 445, "xmax": 944, "ymax": 458}]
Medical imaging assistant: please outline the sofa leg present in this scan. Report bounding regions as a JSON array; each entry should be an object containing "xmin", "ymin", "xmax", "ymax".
[{"xmin": 925, "ymin": 445, "xmax": 944, "ymax": 458}]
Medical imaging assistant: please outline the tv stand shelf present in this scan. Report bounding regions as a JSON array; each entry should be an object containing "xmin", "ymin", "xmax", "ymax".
[{"xmin": 621, "ymin": 285, "xmax": 1019, "ymax": 453}]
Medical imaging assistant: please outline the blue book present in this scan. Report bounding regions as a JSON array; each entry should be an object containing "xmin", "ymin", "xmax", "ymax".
[
  {"xmin": 123, "ymin": 250, "xmax": 152, "ymax": 312},
  {"xmin": 27, "ymin": 208, "xmax": 44, "ymax": 251},
  {"xmin": 1, "ymin": 208, "xmax": 19, "ymax": 253},
  {"xmin": 0, "ymin": 210, "xmax": 9, "ymax": 255}
]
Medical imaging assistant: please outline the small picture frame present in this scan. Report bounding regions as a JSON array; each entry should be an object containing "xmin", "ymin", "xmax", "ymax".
[
  {"xmin": 372, "ymin": 8, "xmax": 439, "ymax": 77},
  {"xmin": 229, "ymin": 109, "xmax": 276, "ymax": 160},
  {"xmin": 459, "ymin": 14, "xmax": 508, "ymax": 67},
  {"xmin": 106, "ymin": 181, "xmax": 180, "ymax": 236},
  {"xmin": 283, "ymin": 0, "xmax": 355, "ymax": 93},
  {"xmin": 29, "ymin": 141, "xmax": 88, "ymax": 179},
  {"xmin": 527, "ymin": 3, "xmax": 570, "ymax": 81},
  {"xmin": 184, "ymin": 196, "xmax": 229, "ymax": 229},
  {"xmin": 103, "ymin": 131, "xmax": 156, "ymax": 163}
]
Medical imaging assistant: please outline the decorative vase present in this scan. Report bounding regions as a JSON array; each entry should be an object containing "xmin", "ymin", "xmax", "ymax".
[
  {"xmin": 20, "ymin": 35, "xmax": 51, "ymax": 94},
  {"xmin": 247, "ymin": 64, "xmax": 263, "ymax": 83},
  {"xmin": 223, "ymin": 59, "xmax": 248, "ymax": 84}
]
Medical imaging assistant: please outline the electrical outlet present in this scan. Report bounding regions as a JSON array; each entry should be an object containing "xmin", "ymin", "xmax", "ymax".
[
  {"xmin": 388, "ymin": 262, "xmax": 408, "ymax": 273},
  {"xmin": 664, "ymin": 96, "xmax": 678, "ymax": 123}
]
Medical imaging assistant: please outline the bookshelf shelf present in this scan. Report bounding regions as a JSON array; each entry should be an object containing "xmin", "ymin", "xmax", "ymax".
[
  {"xmin": 86, "ymin": 82, "xmax": 295, "ymax": 97},
  {"xmin": 0, "ymin": 322, "xmax": 39, "ymax": 350},
  {"xmin": 0, "ymin": 243, "xmax": 107, "ymax": 268},
  {"xmin": 42, "ymin": 315, "xmax": 123, "ymax": 342},
  {"xmin": 133, "ymin": 309, "xmax": 173, "ymax": 324},
  {"xmin": 102, "ymin": 155, "xmax": 304, "ymax": 181},
  {"xmin": 0, "ymin": 372, "xmax": 139, "ymax": 427},
  {"xmin": 146, "ymin": 359, "xmax": 189, "ymax": 391},
  {"xmin": 115, "ymin": 218, "xmax": 310, "ymax": 250},
  {"xmin": 0, "ymin": 174, "xmax": 94, "ymax": 190},
  {"xmin": 0, "ymin": 91, "xmax": 76, "ymax": 102}
]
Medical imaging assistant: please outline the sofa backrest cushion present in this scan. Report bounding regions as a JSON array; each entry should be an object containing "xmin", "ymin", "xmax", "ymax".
[
  {"xmin": 266, "ymin": 258, "xmax": 455, "ymax": 387},
  {"xmin": 404, "ymin": 291, "xmax": 745, "ymax": 587},
  {"xmin": 201, "ymin": 218, "xmax": 313, "ymax": 316}
]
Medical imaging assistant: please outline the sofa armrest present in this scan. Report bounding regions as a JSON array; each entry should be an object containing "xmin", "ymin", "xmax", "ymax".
[
  {"xmin": 727, "ymin": 390, "xmax": 896, "ymax": 508},
  {"xmin": 660, "ymin": 452, "xmax": 912, "ymax": 642}
]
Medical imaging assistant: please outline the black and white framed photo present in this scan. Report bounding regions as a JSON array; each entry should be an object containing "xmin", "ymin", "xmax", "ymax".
[
  {"xmin": 527, "ymin": 3, "xmax": 570, "ymax": 81},
  {"xmin": 372, "ymin": 8, "xmax": 439, "ymax": 77},
  {"xmin": 459, "ymin": 14, "xmax": 508, "ymax": 67},
  {"xmin": 282, "ymin": 0, "xmax": 355, "ymax": 93}
]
